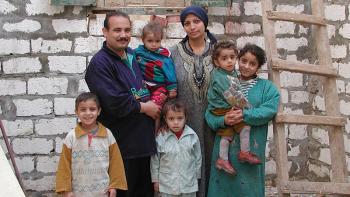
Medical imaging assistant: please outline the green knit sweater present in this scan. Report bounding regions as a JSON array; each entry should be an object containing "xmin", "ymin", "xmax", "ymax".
[{"xmin": 205, "ymin": 78, "xmax": 280, "ymax": 197}]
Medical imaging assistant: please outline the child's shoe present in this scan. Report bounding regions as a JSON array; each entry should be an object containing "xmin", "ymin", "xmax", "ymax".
[
  {"xmin": 216, "ymin": 158, "xmax": 236, "ymax": 176},
  {"xmin": 238, "ymin": 151, "xmax": 261, "ymax": 165}
]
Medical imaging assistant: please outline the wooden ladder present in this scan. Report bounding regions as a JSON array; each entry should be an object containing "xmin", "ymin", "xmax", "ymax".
[{"xmin": 261, "ymin": 0, "xmax": 350, "ymax": 196}]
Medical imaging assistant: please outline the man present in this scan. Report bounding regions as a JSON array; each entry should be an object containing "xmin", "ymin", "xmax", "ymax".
[{"xmin": 85, "ymin": 11, "xmax": 160, "ymax": 197}]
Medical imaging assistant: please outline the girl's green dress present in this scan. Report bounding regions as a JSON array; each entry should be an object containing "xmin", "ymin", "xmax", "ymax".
[{"xmin": 205, "ymin": 78, "xmax": 280, "ymax": 197}]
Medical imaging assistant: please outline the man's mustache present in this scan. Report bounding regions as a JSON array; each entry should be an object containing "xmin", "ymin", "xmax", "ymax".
[{"xmin": 117, "ymin": 38, "xmax": 129, "ymax": 42}]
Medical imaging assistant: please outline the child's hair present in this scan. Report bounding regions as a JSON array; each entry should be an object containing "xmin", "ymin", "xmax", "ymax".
[
  {"xmin": 141, "ymin": 21, "xmax": 164, "ymax": 40},
  {"xmin": 75, "ymin": 92, "xmax": 100, "ymax": 110},
  {"xmin": 238, "ymin": 43, "xmax": 267, "ymax": 68},
  {"xmin": 160, "ymin": 100, "xmax": 186, "ymax": 129},
  {"xmin": 212, "ymin": 40, "xmax": 239, "ymax": 66}
]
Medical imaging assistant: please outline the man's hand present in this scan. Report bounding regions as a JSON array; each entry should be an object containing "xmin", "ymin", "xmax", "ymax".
[
  {"xmin": 140, "ymin": 101, "xmax": 161, "ymax": 119},
  {"xmin": 153, "ymin": 182, "xmax": 160, "ymax": 192}
]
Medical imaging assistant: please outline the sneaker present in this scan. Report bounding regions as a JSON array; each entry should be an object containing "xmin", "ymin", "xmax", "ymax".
[
  {"xmin": 216, "ymin": 158, "xmax": 236, "ymax": 176},
  {"xmin": 238, "ymin": 151, "xmax": 261, "ymax": 165}
]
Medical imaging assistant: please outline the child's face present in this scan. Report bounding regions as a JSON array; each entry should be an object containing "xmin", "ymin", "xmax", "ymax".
[
  {"xmin": 239, "ymin": 51, "xmax": 259, "ymax": 80},
  {"xmin": 75, "ymin": 99, "xmax": 101, "ymax": 130},
  {"xmin": 165, "ymin": 109, "xmax": 186, "ymax": 133},
  {"xmin": 142, "ymin": 33, "xmax": 162, "ymax": 52},
  {"xmin": 214, "ymin": 49, "xmax": 237, "ymax": 72}
]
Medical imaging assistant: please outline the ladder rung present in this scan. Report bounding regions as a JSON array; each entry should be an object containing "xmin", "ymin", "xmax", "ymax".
[
  {"xmin": 272, "ymin": 58, "xmax": 338, "ymax": 77},
  {"xmin": 282, "ymin": 181, "xmax": 350, "ymax": 195},
  {"xmin": 267, "ymin": 11, "xmax": 326, "ymax": 26},
  {"xmin": 275, "ymin": 114, "xmax": 346, "ymax": 126}
]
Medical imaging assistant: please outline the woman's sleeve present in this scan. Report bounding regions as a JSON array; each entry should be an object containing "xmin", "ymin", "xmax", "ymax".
[
  {"xmin": 243, "ymin": 81, "xmax": 280, "ymax": 126},
  {"xmin": 205, "ymin": 109, "xmax": 225, "ymax": 131}
]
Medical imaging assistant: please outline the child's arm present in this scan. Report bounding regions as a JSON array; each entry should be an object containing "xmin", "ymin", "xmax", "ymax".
[
  {"xmin": 193, "ymin": 134, "xmax": 202, "ymax": 179},
  {"xmin": 108, "ymin": 140, "xmax": 127, "ymax": 191},
  {"xmin": 150, "ymin": 152, "xmax": 160, "ymax": 185},
  {"xmin": 162, "ymin": 55, "xmax": 177, "ymax": 94},
  {"xmin": 56, "ymin": 144, "xmax": 72, "ymax": 194}
]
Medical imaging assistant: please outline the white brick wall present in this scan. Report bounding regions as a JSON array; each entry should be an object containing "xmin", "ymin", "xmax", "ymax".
[
  {"xmin": 3, "ymin": 57, "xmax": 42, "ymax": 74},
  {"xmin": 54, "ymin": 98, "xmax": 76, "ymax": 115},
  {"xmin": 3, "ymin": 19, "xmax": 41, "ymax": 33},
  {"xmin": 48, "ymin": 56, "xmax": 86, "ymax": 73},
  {"xmin": 290, "ymin": 91, "xmax": 309, "ymax": 104},
  {"xmin": 312, "ymin": 128, "xmax": 329, "ymax": 145},
  {"xmin": 288, "ymin": 145, "xmax": 300, "ymax": 157},
  {"xmin": 0, "ymin": 39, "xmax": 30, "ymax": 55},
  {"xmin": 0, "ymin": 79, "xmax": 26, "ymax": 95},
  {"xmin": 15, "ymin": 157, "xmax": 35, "ymax": 173},
  {"xmin": 74, "ymin": 36, "xmax": 104, "ymax": 54},
  {"xmin": 339, "ymin": 24, "xmax": 350, "ymax": 39},
  {"xmin": 52, "ymin": 19, "xmax": 87, "ymax": 33},
  {"xmin": 236, "ymin": 36, "xmax": 265, "ymax": 49},
  {"xmin": 312, "ymin": 95, "xmax": 325, "ymax": 111},
  {"xmin": 244, "ymin": 2, "xmax": 262, "ymax": 16},
  {"xmin": 331, "ymin": 45, "xmax": 347, "ymax": 59},
  {"xmin": 28, "ymin": 77, "xmax": 68, "ymax": 95},
  {"xmin": 276, "ymin": 4, "xmax": 304, "ymax": 13},
  {"xmin": 275, "ymin": 21, "xmax": 295, "ymax": 35},
  {"xmin": 23, "ymin": 175, "xmax": 55, "ymax": 191},
  {"xmin": 88, "ymin": 14, "xmax": 105, "ymax": 36},
  {"xmin": 337, "ymin": 79, "xmax": 345, "ymax": 93},
  {"xmin": 37, "ymin": 156, "xmax": 59, "ymax": 173},
  {"xmin": 35, "ymin": 117, "xmax": 76, "ymax": 135},
  {"xmin": 340, "ymin": 100, "xmax": 350, "ymax": 116},
  {"xmin": 78, "ymin": 79, "xmax": 90, "ymax": 92},
  {"xmin": 26, "ymin": 0, "xmax": 64, "ymax": 16},
  {"xmin": 327, "ymin": 25, "xmax": 336, "ymax": 39},
  {"xmin": 280, "ymin": 89, "xmax": 288, "ymax": 104},
  {"xmin": 325, "ymin": 5, "xmax": 346, "ymax": 21},
  {"xmin": 309, "ymin": 163, "xmax": 329, "ymax": 178},
  {"xmin": 319, "ymin": 148, "xmax": 331, "ymax": 165},
  {"xmin": 32, "ymin": 38, "xmax": 72, "ymax": 53},
  {"xmin": 208, "ymin": 22, "xmax": 225, "ymax": 35},
  {"xmin": 55, "ymin": 137, "xmax": 64, "ymax": 154},
  {"xmin": 132, "ymin": 20, "xmax": 148, "ymax": 37},
  {"xmin": 288, "ymin": 124, "xmax": 307, "ymax": 140},
  {"xmin": 14, "ymin": 99, "xmax": 52, "ymax": 116},
  {"xmin": 166, "ymin": 23, "xmax": 186, "ymax": 39},
  {"xmin": 2, "ymin": 119, "xmax": 33, "ymax": 136},
  {"xmin": 276, "ymin": 37, "xmax": 308, "ymax": 51},
  {"xmin": 0, "ymin": 0, "xmax": 17, "ymax": 14},
  {"xmin": 280, "ymin": 72, "xmax": 303, "ymax": 87},
  {"xmin": 12, "ymin": 138, "xmax": 53, "ymax": 154}
]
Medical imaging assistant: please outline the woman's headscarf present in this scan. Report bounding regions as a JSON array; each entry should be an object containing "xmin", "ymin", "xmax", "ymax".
[{"xmin": 179, "ymin": 5, "xmax": 217, "ymax": 44}]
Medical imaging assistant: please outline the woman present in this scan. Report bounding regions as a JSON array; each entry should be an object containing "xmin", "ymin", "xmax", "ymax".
[
  {"xmin": 170, "ymin": 5, "xmax": 217, "ymax": 196},
  {"xmin": 205, "ymin": 44, "xmax": 280, "ymax": 196}
]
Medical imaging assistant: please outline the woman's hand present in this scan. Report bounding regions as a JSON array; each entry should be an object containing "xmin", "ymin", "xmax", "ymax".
[
  {"xmin": 153, "ymin": 182, "xmax": 160, "ymax": 192},
  {"xmin": 224, "ymin": 107, "xmax": 243, "ymax": 126}
]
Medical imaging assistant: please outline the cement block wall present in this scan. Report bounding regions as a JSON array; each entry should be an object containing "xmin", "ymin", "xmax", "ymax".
[{"xmin": 0, "ymin": 0, "xmax": 349, "ymax": 196}]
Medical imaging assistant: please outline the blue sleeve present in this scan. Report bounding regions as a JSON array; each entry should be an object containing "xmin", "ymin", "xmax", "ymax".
[
  {"xmin": 205, "ymin": 108, "xmax": 225, "ymax": 131},
  {"xmin": 85, "ymin": 57, "xmax": 141, "ymax": 118},
  {"xmin": 163, "ymin": 57, "xmax": 177, "ymax": 91}
]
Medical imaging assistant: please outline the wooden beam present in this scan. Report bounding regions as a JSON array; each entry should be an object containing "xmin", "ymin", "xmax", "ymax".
[
  {"xmin": 267, "ymin": 11, "xmax": 326, "ymax": 26},
  {"xmin": 271, "ymin": 58, "xmax": 338, "ymax": 77},
  {"xmin": 282, "ymin": 181, "xmax": 350, "ymax": 195},
  {"xmin": 275, "ymin": 114, "xmax": 346, "ymax": 126}
]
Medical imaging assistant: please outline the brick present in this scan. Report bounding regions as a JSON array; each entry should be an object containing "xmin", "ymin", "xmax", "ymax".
[
  {"xmin": 3, "ymin": 57, "xmax": 41, "ymax": 74},
  {"xmin": 299, "ymin": 25, "xmax": 309, "ymax": 35},
  {"xmin": 288, "ymin": 124, "xmax": 307, "ymax": 140},
  {"xmin": 12, "ymin": 138, "xmax": 53, "ymax": 154},
  {"xmin": 48, "ymin": 56, "xmax": 86, "ymax": 73},
  {"xmin": 28, "ymin": 77, "xmax": 68, "ymax": 95},
  {"xmin": 337, "ymin": 79, "xmax": 345, "ymax": 93},
  {"xmin": 14, "ymin": 99, "xmax": 52, "ymax": 116},
  {"xmin": 319, "ymin": 148, "xmax": 331, "ymax": 165},
  {"xmin": 226, "ymin": 22, "xmax": 260, "ymax": 35},
  {"xmin": 73, "ymin": 6, "xmax": 83, "ymax": 15},
  {"xmin": 161, "ymin": 39, "xmax": 181, "ymax": 49},
  {"xmin": 236, "ymin": 36, "xmax": 265, "ymax": 49},
  {"xmin": 56, "ymin": 137, "xmax": 64, "ymax": 153},
  {"xmin": 208, "ymin": 22, "xmax": 225, "ymax": 35},
  {"xmin": 340, "ymin": 100, "xmax": 350, "ymax": 116},
  {"xmin": 327, "ymin": 24, "xmax": 336, "ymax": 39},
  {"xmin": 330, "ymin": 45, "xmax": 347, "ymax": 59},
  {"xmin": 166, "ymin": 22, "xmax": 186, "ymax": 38},
  {"xmin": 129, "ymin": 37, "xmax": 143, "ymax": 50},
  {"xmin": 88, "ymin": 14, "xmax": 105, "ymax": 36},
  {"xmin": 309, "ymin": 163, "xmax": 329, "ymax": 178},
  {"xmin": 276, "ymin": 37, "xmax": 308, "ymax": 51},
  {"xmin": 339, "ymin": 24, "xmax": 350, "ymax": 39},
  {"xmin": 265, "ymin": 160, "xmax": 276, "ymax": 175},
  {"xmin": 3, "ymin": 19, "xmax": 41, "ymax": 33},
  {"xmin": 275, "ymin": 21, "xmax": 295, "ymax": 35},
  {"xmin": 78, "ymin": 79, "xmax": 90, "ymax": 92},
  {"xmin": 0, "ymin": 39, "xmax": 30, "ymax": 55},
  {"xmin": 311, "ymin": 128, "xmax": 329, "ymax": 145},
  {"xmin": 276, "ymin": 4, "xmax": 304, "ymax": 13},
  {"xmin": 0, "ymin": 0, "xmax": 16, "ymax": 14},
  {"xmin": 288, "ymin": 145, "xmax": 300, "ymax": 157},
  {"xmin": 37, "ymin": 156, "xmax": 59, "ymax": 173},
  {"xmin": 312, "ymin": 95, "xmax": 325, "ymax": 111},
  {"xmin": 280, "ymin": 88, "xmax": 288, "ymax": 104},
  {"xmin": 0, "ymin": 79, "xmax": 26, "ymax": 95},
  {"xmin": 325, "ymin": 5, "xmax": 346, "ymax": 21},
  {"xmin": 336, "ymin": 63, "xmax": 350, "ymax": 78},
  {"xmin": 244, "ymin": 2, "xmax": 261, "ymax": 16},
  {"xmin": 32, "ymin": 38, "xmax": 72, "ymax": 53},
  {"xmin": 346, "ymin": 83, "xmax": 350, "ymax": 95},
  {"xmin": 35, "ymin": 117, "xmax": 76, "ymax": 135},
  {"xmin": 280, "ymin": 72, "xmax": 303, "ymax": 87},
  {"xmin": 132, "ymin": 20, "xmax": 148, "ymax": 37},
  {"xmin": 2, "ymin": 119, "xmax": 34, "ymax": 136},
  {"xmin": 345, "ymin": 135, "xmax": 350, "ymax": 153},
  {"xmin": 15, "ymin": 157, "xmax": 35, "ymax": 173},
  {"xmin": 208, "ymin": 5, "xmax": 241, "ymax": 16},
  {"xmin": 52, "ymin": 19, "xmax": 87, "ymax": 33},
  {"xmin": 23, "ymin": 175, "xmax": 55, "ymax": 191},
  {"xmin": 26, "ymin": 0, "xmax": 64, "ymax": 16},
  {"xmin": 290, "ymin": 91, "xmax": 309, "ymax": 104},
  {"xmin": 54, "ymin": 98, "xmax": 76, "ymax": 115},
  {"xmin": 74, "ymin": 36, "xmax": 104, "ymax": 54}
]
